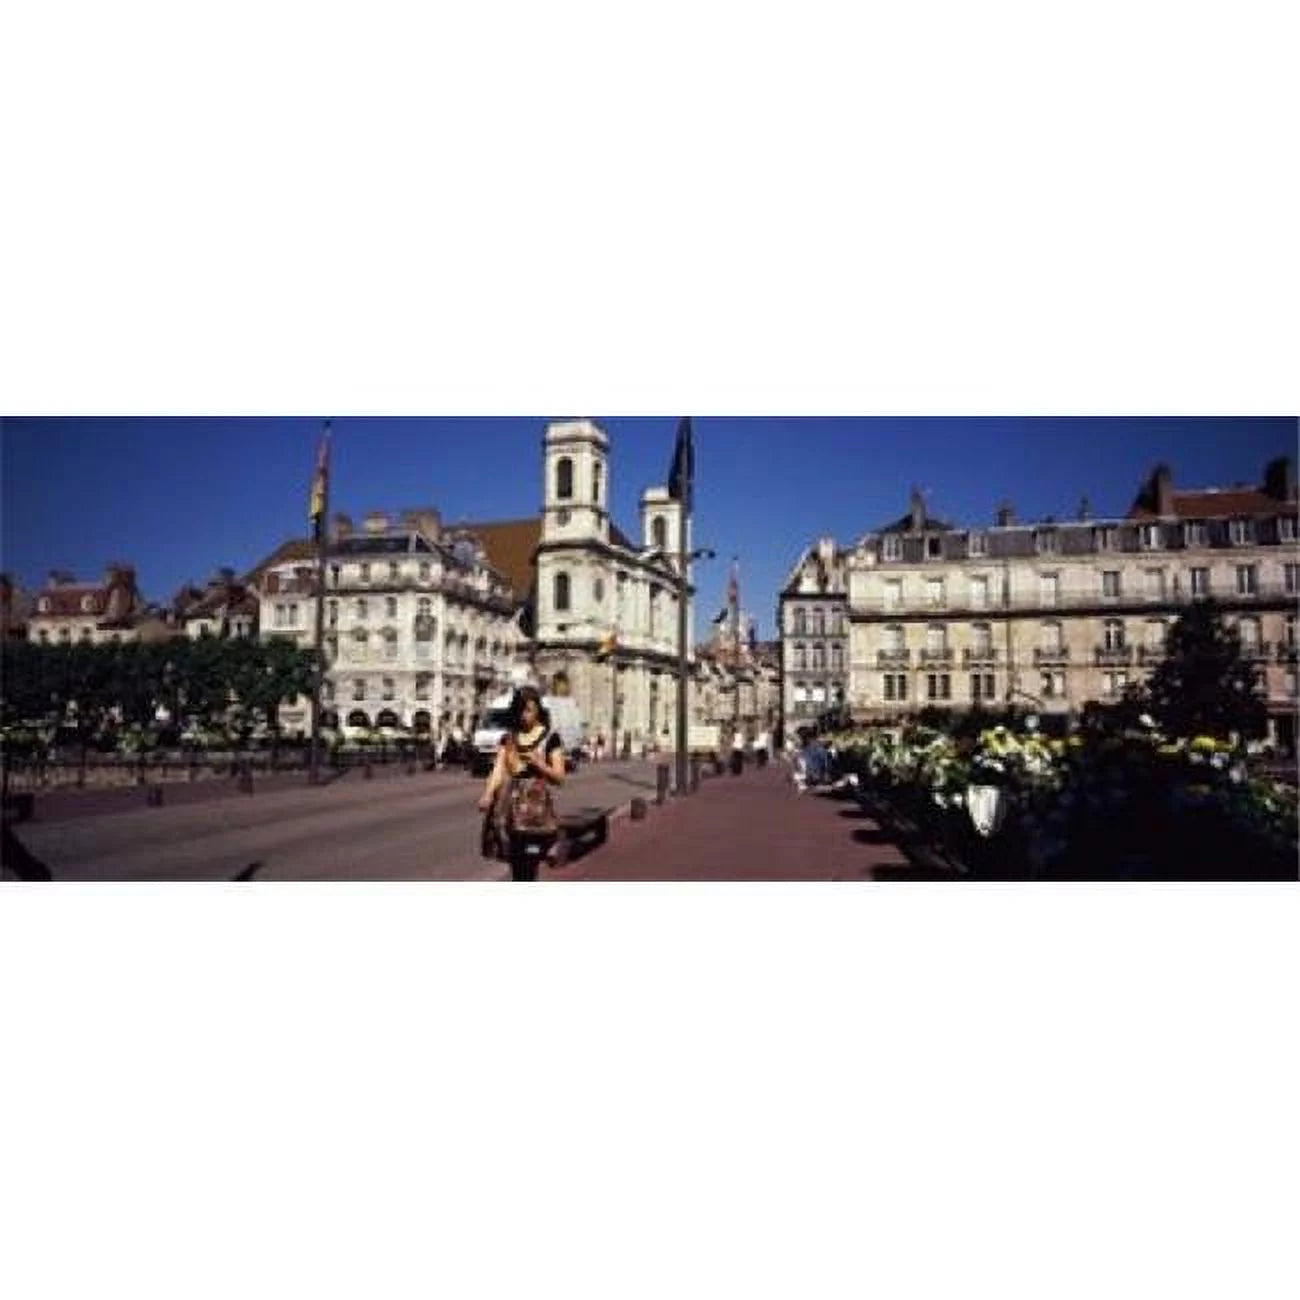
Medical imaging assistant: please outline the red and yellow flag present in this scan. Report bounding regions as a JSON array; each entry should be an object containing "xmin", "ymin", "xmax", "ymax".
[{"xmin": 308, "ymin": 422, "xmax": 331, "ymax": 526}]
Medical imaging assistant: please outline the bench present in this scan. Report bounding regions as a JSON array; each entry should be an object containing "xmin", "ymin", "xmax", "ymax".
[{"xmin": 551, "ymin": 805, "xmax": 613, "ymax": 867}]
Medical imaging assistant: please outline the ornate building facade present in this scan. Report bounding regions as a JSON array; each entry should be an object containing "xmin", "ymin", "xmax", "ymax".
[
  {"xmin": 777, "ymin": 537, "xmax": 851, "ymax": 726},
  {"xmin": 837, "ymin": 459, "xmax": 1299, "ymax": 747}
]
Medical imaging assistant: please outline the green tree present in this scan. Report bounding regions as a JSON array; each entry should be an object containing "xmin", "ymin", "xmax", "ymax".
[{"xmin": 1138, "ymin": 598, "xmax": 1267, "ymax": 741}]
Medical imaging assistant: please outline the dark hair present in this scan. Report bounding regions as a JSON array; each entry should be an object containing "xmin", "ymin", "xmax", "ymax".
[{"xmin": 507, "ymin": 686, "xmax": 551, "ymax": 733}]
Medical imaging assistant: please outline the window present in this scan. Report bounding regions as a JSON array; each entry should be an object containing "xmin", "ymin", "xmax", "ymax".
[
  {"xmin": 1189, "ymin": 567, "xmax": 1209, "ymax": 597},
  {"xmin": 1288, "ymin": 671, "xmax": 1299, "ymax": 699},
  {"xmin": 419, "ymin": 562, "xmax": 431, "ymax": 583},
  {"xmin": 593, "ymin": 578, "xmax": 605, "ymax": 604},
  {"xmin": 1140, "ymin": 523, "xmax": 1162, "ymax": 550},
  {"xmin": 832, "ymin": 610, "xmax": 844, "ymax": 635},
  {"xmin": 330, "ymin": 564, "xmax": 340, "ymax": 588},
  {"xmin": 925, "ymin": 578, "xmax": 945, "ymax": 608},
  {"xmin": 1095, "ymin": 527, "xmax": 1117, "ymax": 551},
  {"xmin": 883, "ymin": 673, "xmax": 908, "ymax": 702},
  {"xmin": 389, "ymin": 562, "xmax": 400, "ymax": 583},
  {"xmin": 386, "ymin": 597, "xmax": 398, "ymax": 619},
  {"xmin": 1103, "ymin": 670, "xmax": 1129, "ymax": 697},
  {"xmin": 80, "ymin": 626, "xmax": 92, "ymax": 641},
  {"xmin": 794, "ymin": 644, "xmax": 806, "ymax": 670},
  {"xmin": 926, "ymin": 624, "xmax": 948, "ymax": 653},
  {"xmin": 1041, "ymin": 670, "xmax": 1066, "ymax": 698},
  {"xmin": 1285, "ymin": 564, "xmax": 1299, "ymax": 595},
  {"xmin": 415, "ymin": 675, "xmax": 430, "ymax": 701},
  {"xmin": 812, "ymin": 610, "xmax": 825, "ymax": 636},
  {"xmin": 416, "ymin": 597, "xmax": 432, "ymax": 621},
  {"xmin": 1287, "ymin": 614, "xmax": 1297, "ymax": 648},
  {"xmin": 38, "ymin": 629, "xmax": 49, "ymax": 643},
  {"xmin": 327, "ymin": 600, "xmax": 338, "ymax": 627},
  {"xmin": 383, "ymin": 629, "xmax": 398, "ymax": 660},
  {"xmin": 1039, "ymin": 573, "xmax": 1059, "ymax": 606},
  {"xmin": 353, "ymin": 679, "xmax": 366, "ymax": 702},
  {"xmin": 556, "ymin": 457, "xmax": 574, "ymax": 500},
  {"xmin": 1102, "ymin": 571, "xmax": 1121, "ymax": 599},
  {"xmin": 968, "ymin": 532, "xmax": 986, "ymax": 557},
  {"xmin": 1230, "ymin": 519, "xmax": 1252, "ymax": 546},
  {"xmin": 1041, "ymin": 621, "xmax": 1063, "ymax": 652},
  {"xmin": 593, "ymin": 461, "xmax": 602, "ymax": 504},
  {"xmin": 971, "ymin": 672, "xmax": 996, "ymax": 702},
  {"xmin": 971, "ymin": 623, "xmax": 992, "ymax": 655},
  {"xmin": 1144, "ymin": 569, "xmax": 1166, "ymax": 601},
  {"xmin": 1145, "ymin": 619, "xmax": 1167, "ymax": 649},
  {"xmin": 1104, "ymin": 619, "xmax": 1125, "ymax": 650},
  {"xmin": 969, "ymin": 575, "xmax": 989, "ymax": 609},
  {"xmin": 38, "ymin": 597, "xmax": 51, "ymax": 613},
  {"xmin": 793, "ymin": 608, "xmax": 807, "ymax": 635},
  {"xmin": 1237, "ymin": 617, "xmax": 1261, "ymax": 650},
  {"xmin": 554, "ymin": 572, "xmax": 571, "ymax": 612},
  {"xmin": 288, "ymin": 603, "xmax": 300, "ymax": 626},
  {"xmin": 926, "ymin": 535, "xmax": 943, "ymax": 560},
  {"xmin": 382, "ymin": 678, "xmax": 395, "ymax": 701},
  {"xmin": 652, "ymin": 516, "xmax": 668, "ymax": 551},
  {"xmin": 355, "ymin": 598, "xmax": 368, "ymax": 621},
  {"xmin": 274, "ymin": 604, "xmax": 287, "ymax": 629},
  {"xmin": 884, "ymin": 625, "xmax": 905, "ymax": 652},
  {"xmin": 359, "ymin": 563, "xmax": 371, "ymax": 584},
  {"xmin": 1236, "ymin": 564, "xmax": 1258, "ymax": 596},
  {"xmin": 1183, "ymin": 522, "xmax": 1207, "ymax": 548},
  {"xmin": 884, "ymin": 580, "xmax": 903, "ymax": 611},
  {"xmin": 1036, "ymin": 529, "xmax": 1059, "ymax": 555},
  {"xmin": 831, "ymin": 644, "xmax": 843, "ymax": 671},
  {"xmin": 927, "ymin": 673, "xmax": 952, "ymax": 701},
  {"xmin": 1280, "ymin": 516, "xmax": 1296, "ymax": 542}
]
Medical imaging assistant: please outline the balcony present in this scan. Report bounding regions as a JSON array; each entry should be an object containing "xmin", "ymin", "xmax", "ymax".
[
  {"xmin": 963, "ymin": 648, "xmax": 998, "ymax": 665},
  {"xmin": 876, "ymin": 649, "xmax": 912, "ymax": 667},
  {"xmin": 1276, "ymin": 643, "xmax": 1299, "ymax": 663},
  {"xmin": 1034, "ymin": 647, "xmax": 1070, "ymax": 665},
  {"xmin": 1095, "ymin": 645, "xmax": 1134, "ymax": 666},
  {"xmin": 1240, "ymin": 641, "xmax": 1272, "ymax": 661},
  {"xmin": 1137, "ymin": 645, "xmax": 1166, "ymax": 665},
  {"xmin": 919, "ymin": 648, "xmax": 954, "ymax": 665}
]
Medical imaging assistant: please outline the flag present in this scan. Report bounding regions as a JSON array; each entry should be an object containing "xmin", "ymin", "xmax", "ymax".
[
  {"xmin": 667, "ymin": 417, "xmax": 694, "ymax": 513},
  {"xmin": 308, "ymin": 422, "xmax": 331, "ymax": 530},
  {"xmin": 597, "ymin": 632, "xmax": 619, "ymax": 660}
]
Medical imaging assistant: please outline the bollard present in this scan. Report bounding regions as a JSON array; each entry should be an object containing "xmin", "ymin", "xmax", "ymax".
[
  {"xmin": 146, "ymin": 785, "xmax": 164, "ymax": 807},
  {"xmin": 655, "ymin": 763, "xmax": 670, "ymax": 805},
  {"xmin": 630, "ymin": 797, "xmax": 648, "ymax": 821},
  {"xmin": 690, "ymin": 756, "xmax": 700, "ymax": 793},
  {"xmin": 364, "ymin": 761, "xmax": 374, "ymax": 780},
  {"xmin": 238, "ymin": 764, "xmax": 254, "ymax": 795}
]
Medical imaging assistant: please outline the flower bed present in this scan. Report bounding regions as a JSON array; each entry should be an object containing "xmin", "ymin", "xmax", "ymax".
[{"xmin": 824, "ymin": 722, "xmax": 1298, "ymax": 881}]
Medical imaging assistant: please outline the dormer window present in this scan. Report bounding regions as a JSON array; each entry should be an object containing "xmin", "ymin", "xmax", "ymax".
[
  {"xmin": 882, "ymin": 535, "xmax": 901, "ymax": 561},
  {"xmin": 38, "ymin": 597, "xmax": 50, "ymax": 613},
  {"xmin": 81, "ymin": 595, "xmax": 95, "ymax": 613},
  {"xmin": 359, "ymin": 563, "xmax": 371, "ymax": 584},
  {"xmin": 1035, "ymin": 529, "xmax": 1059, "ymax": 555},
  {"xmin": 926, "ymin": 535, "xmax": 943, "ymax": 560},
  {"xmin": 1183, "ymin": 521, "xmax": 1208, "ymax": 548},
  {"xmin": 1229, "ymin": 519, "xmax": 1252, "ymax": 546},
  {"xmin": 1140, "ymin": 523, "xmax": 1162, "ymax": 550},
  {"xmin": 968, "ymin": 532, "xmax": 986, "ymax": 557}
]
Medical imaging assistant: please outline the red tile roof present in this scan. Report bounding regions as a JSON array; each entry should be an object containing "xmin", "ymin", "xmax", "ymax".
[{"xmin": 1128, "ymin": 488, "xmax": 1287, "ymax": 520}]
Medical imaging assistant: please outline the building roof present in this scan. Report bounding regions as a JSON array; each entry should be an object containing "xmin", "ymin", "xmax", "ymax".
[
  {"xmin": 454, "ymin": 518, "xmax": 542, "ymax": 603},
  {"xmin": 242, "ymin": 538, "xmax": 316, "ymax": 588},
  {"xmin": 1127, "ymin": 487, "xmax": 1289, "ymax": 521}
]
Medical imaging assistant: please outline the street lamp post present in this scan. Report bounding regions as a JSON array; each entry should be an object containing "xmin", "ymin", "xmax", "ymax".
[{"xmin": 676, "ymin": 546, "xmax": 715, "ymax": 796}]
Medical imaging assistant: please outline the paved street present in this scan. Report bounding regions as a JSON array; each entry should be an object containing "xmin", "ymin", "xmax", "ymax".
[
  {"xmin": 545, "ymin": 762, "xmax": 915, "ymax": 881},
  {"xmin": 7, "ymin": 760, "xmax": 663, "ymax": 881}
]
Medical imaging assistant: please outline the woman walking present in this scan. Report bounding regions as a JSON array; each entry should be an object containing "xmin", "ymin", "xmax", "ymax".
[{"xmin": 477, "ymin": 686, "xmax": 567, "ymax": 881}]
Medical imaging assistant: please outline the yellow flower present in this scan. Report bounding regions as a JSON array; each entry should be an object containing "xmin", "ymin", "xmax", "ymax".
[{"xmin": 1191, "ymin": 736, "xmax": 1218, "ymax": 752}]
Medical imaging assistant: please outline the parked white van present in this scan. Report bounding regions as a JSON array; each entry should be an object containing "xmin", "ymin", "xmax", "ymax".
[{"xmin": 469, "ymin": 690, "xmax": 586, "ymax": 776}]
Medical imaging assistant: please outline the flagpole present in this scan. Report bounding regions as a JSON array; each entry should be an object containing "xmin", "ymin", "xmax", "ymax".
[
  {"xmin": 731, "ymin": 558, "xmax": 741, "ymax": 738},
  {"xmin": 308, "ymin": 420, "xmax": 331, "ymax": 786}
]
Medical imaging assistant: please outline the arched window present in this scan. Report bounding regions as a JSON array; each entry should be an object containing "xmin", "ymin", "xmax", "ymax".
[
  {"xmin": 593, "ymin": 577, "xmax": 605, "ymax": 604},
  {"xmin": 556, "ymin": 457, "xmax": 574, "ymax": 501},
  {"xmin": 652, "ymin": 516, "xmax": 668, "ymax": 552},
  {"xmin": 554, "ymin": 571, "xmax": 571, "ymax": 612}
]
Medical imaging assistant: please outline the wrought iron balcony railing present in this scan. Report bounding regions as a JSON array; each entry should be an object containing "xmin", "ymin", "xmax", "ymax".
[
  {"xmin": 876, "ymin": 649, "xmax": 912, "ymax": 666},
  {"xmin": 1094, "ymin": 645, "xmax": 1134, "ymax": 665},
  {"xmin": 1034, "ymin": 647, "xmax": 1070, "ymax": 664}
]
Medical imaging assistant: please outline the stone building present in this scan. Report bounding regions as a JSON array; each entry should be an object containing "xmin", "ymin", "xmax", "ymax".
[
  {"xmin": 178, "ymin": 569, "xmax": 259, "ymax": 640},
  {"xmin": 839, "ymin": 459, "xmax": 1299, "ymax": 748},
  {"xmin": 531, "ymin": 419, "xmax": 698, "ymax": 750},
  {"xmin": 24, "ymin": 565, "xmax": 147, "ymax": 645},
  {"xmin": 777, "ymin": 537, "xmax": 851, "ymax": 727},
  {"xmin": 249, "ymin": 510, "xmax": 521, "ymax": 737}
]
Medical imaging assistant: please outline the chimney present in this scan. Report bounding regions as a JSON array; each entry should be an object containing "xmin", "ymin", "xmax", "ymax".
[
  {"xmin": 332, "ymin": 513, "xmax": 353, "ymax": 541},
  {"xmin": 995, "ymin": 502, "xmax": 1015, "ymax": 528},
  {"xmin": 1263, "ymin": 456, "xmax": 1297, "ymax": 501},
  {"xmin": 364, "ymin": 512, "xmax": 388, "ymax": 535},
  {"xmin": 48, "ymin": 569, "xmax": 76, "ymax": 586},
  {"xmin": 909, "ymin": 488, "xmax": 925, "ymax": 531},
  {"xmin": 1152, "ymin": 464, "xmax": 1174, "ymax": 516},
  {"xmin": 1078, "ymin": 496, "xmax": 1092, "ymax": 521}
]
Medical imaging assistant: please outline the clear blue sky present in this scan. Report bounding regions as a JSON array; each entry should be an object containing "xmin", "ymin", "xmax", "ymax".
[{"xmin": 2, "ymin": 417, "xmax": 1295, "ymax": 639}]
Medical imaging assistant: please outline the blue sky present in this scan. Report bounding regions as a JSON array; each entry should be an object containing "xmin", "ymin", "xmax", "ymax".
[{"xmin": 1, "ymin": 417, "xmax": 1295, "ymax": 639}]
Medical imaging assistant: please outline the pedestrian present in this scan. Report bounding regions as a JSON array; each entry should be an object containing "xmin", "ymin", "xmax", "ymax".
[
  {"xmin": 730, "ymin": 729, "xmax": 745, "ymax": 776},
  {"xmin": 477, "ymin": 685, "xmax": 566, "ymax": 881},
  {"xmin": 754, "ymin": 727, "xmax": 770, "ymax": 768}
]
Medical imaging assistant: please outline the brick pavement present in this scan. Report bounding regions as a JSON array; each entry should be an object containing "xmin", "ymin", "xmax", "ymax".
[{"xmin": 545, "ymin": 762, "xmax": 916, "ymax": 881}]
